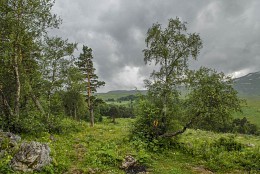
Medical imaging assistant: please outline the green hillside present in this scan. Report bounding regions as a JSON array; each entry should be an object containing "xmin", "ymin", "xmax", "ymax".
[
  {"xmin": 96, "ymin": 90, "xmax": 147, "ymax": 100},
  {"xmin": 231, "ymin": 72, "xmax": 260, "ymax": 126},
  {"xmin": 233, "ymin": 98, "xmax": 260, "ymax": 127}
]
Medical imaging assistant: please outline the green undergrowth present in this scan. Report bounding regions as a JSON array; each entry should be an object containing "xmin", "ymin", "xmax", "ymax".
[
  {"xmin": 178, "ymin": 129, "xmax": 260, "ymax": 173},
  {"xmin": 1, "ymin": 118, "xmax": 260, "ymax": 174}
]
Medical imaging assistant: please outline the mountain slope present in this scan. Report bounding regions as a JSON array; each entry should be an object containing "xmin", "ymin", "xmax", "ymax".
[{"xmin": 234, "ymin": 71, "xmax": 260, "ymax": 97}]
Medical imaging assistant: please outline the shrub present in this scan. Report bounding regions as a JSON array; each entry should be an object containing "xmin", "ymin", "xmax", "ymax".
[
  {"xmin": 212, "ymin": 136, "xmax": 244, "ymax": 151},
  {"xmin": 231, "ymin": 117, "xmax": 259, "ymax": 135},
  {"xmin": 131, "ymin": 99, "xmax": 162, "ymax": 140}
]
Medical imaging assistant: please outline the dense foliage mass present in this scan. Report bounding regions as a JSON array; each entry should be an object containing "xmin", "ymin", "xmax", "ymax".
[
  {"xmin": 0, "ymin": 0, "xmax": 104, "ymax": 133},
  {"xmin": 132, "ymin": 18, "xmax": 251, "ymax": 141}
]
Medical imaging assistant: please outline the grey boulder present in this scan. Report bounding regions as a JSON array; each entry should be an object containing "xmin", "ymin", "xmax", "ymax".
[{"xmin": 10, "ymin": 141, "xmax": 52, "ymax": 172}]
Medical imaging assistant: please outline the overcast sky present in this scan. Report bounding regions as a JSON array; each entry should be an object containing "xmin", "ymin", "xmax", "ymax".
[{"xmin": 51, "ymin": 0, "xmax": 260, "ymax": 92}]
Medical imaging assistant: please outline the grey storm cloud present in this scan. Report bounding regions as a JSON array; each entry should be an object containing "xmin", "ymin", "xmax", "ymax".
[{"xmin": 51, "ymin": 0, "xmax": 260, "ymax": 92}]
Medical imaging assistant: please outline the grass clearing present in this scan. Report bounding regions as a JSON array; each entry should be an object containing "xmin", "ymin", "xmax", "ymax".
[{"xmin": 8, "ymin": 117, "xmax": 256, "ymax": 174}]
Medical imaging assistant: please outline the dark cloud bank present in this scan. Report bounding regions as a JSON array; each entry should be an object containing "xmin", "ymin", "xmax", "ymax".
[{"xmin": 51, "ymin": 0, "xmax": 260, "ymax": 92}]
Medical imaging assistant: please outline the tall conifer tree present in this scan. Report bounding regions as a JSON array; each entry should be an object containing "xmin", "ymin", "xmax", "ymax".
[{"xmin": 77, "ymin": 45, "xmax": 105, "ymax": 127}]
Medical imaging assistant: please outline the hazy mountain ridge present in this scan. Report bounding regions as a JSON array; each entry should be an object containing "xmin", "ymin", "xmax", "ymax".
[
  {"xmin": 98, "ymin": 71, "xmax": 260, "ymax": 98},
  {"xmin": 106, "ymin": 90, "xmax": 147, "ymax": 94}
]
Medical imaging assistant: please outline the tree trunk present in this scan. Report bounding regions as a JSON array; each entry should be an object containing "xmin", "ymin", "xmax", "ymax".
[
  {"xmin": 0, "ymin": 88, "xmax": 14, "ymax": 117},
  {"xmin": 74, "ymin": 107, "xmax": 77, "ymax": 120},
  {"xmin": 28, "ymin": 83, "xmax": 45, "ymax": 115},
  {"xmin": 13, "ymin": 54, "xmax": 21, "ymax": 119},
  {"xmin": 30, "ymin": 92, "xmax": 45, "ymax": 115},
  {"xmin": 70, "ymin": 110, "xmax": 73, "ymax": 118},
  {"xmin": 112, "ymin": 115, "xmax": 115, "ymax": 124},
  {"xmin": 13, "ymin": 1, "xmax": 22, "ymax": 120},
  {"xmin": 47, "ymin": 90, "xmax": 51, "ymax": 119},
  {"xmin": 163, "ymin": 57, "xmax": 168, "ymax": 126},
  {"xmin": 90, "ymin": 107, "xmax": 94, "ymax": 127},
  {"xmin": 87, "ymin": 73, "xmax": 94, "ymax": 127},
  {"xmin": 47, "ymin": 62, "xmax": 56, "ymax": 119}
]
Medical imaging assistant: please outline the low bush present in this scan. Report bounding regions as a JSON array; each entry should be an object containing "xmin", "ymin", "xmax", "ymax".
[
  {"xmin": 176, "ymin": 135, "xmax": 259, "ymax": 172},
  {"xmin": 212, "ymin": 136, "xmax": 244, "ymax": 151},
  {"xmin": 231, "ymin": 117, "xmax": 259, "ymax": 135}
]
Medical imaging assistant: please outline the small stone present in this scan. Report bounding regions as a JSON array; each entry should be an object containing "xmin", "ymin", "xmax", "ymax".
[
  {"xmin": 6, "ymin": 132, "xmax": 21, "ymax": 142},
  {"xmin": 88, "ymin": 168, "xmax": 100, "ymax": 174},
  {"xmin": 121, "ymin": 155, "xmax": 147, "ymax": 174},
  {"xmin": 246, "ymin": 143, "xmax": 255, "ymax": 147},
  {"xmin": 121, "ymin": 155, "xmax": 137, "ymax": 169},
  {"xmin": 49, "ymin": 135, "xmax": 57, "ymax": 141},
  {"xmin": 0, "ymin": 150, "xmax": 5, "ymax": 159}
]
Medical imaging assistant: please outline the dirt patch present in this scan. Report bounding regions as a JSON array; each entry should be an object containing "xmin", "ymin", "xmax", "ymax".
[
  {"xmin": 192, "ymin": 166, "xmax": 214, "ymax": 174},
  {"xmin": 64, "ymin": 168, "xmax": 85, "ymax": 174},
  {"xmin": 125, "ymin": 165, "xmax": 147, "ymax": 174}
]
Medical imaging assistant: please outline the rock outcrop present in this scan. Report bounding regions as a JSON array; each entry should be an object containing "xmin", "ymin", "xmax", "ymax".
[{"xmin": 10, "ymin": 141, "xmax": 52, "ymax": 172}]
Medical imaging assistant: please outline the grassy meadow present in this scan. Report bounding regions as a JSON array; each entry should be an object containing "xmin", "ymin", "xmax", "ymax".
[{"xmin": 15, "ymin": 118, "xmax": 259, "ymax": 174}]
